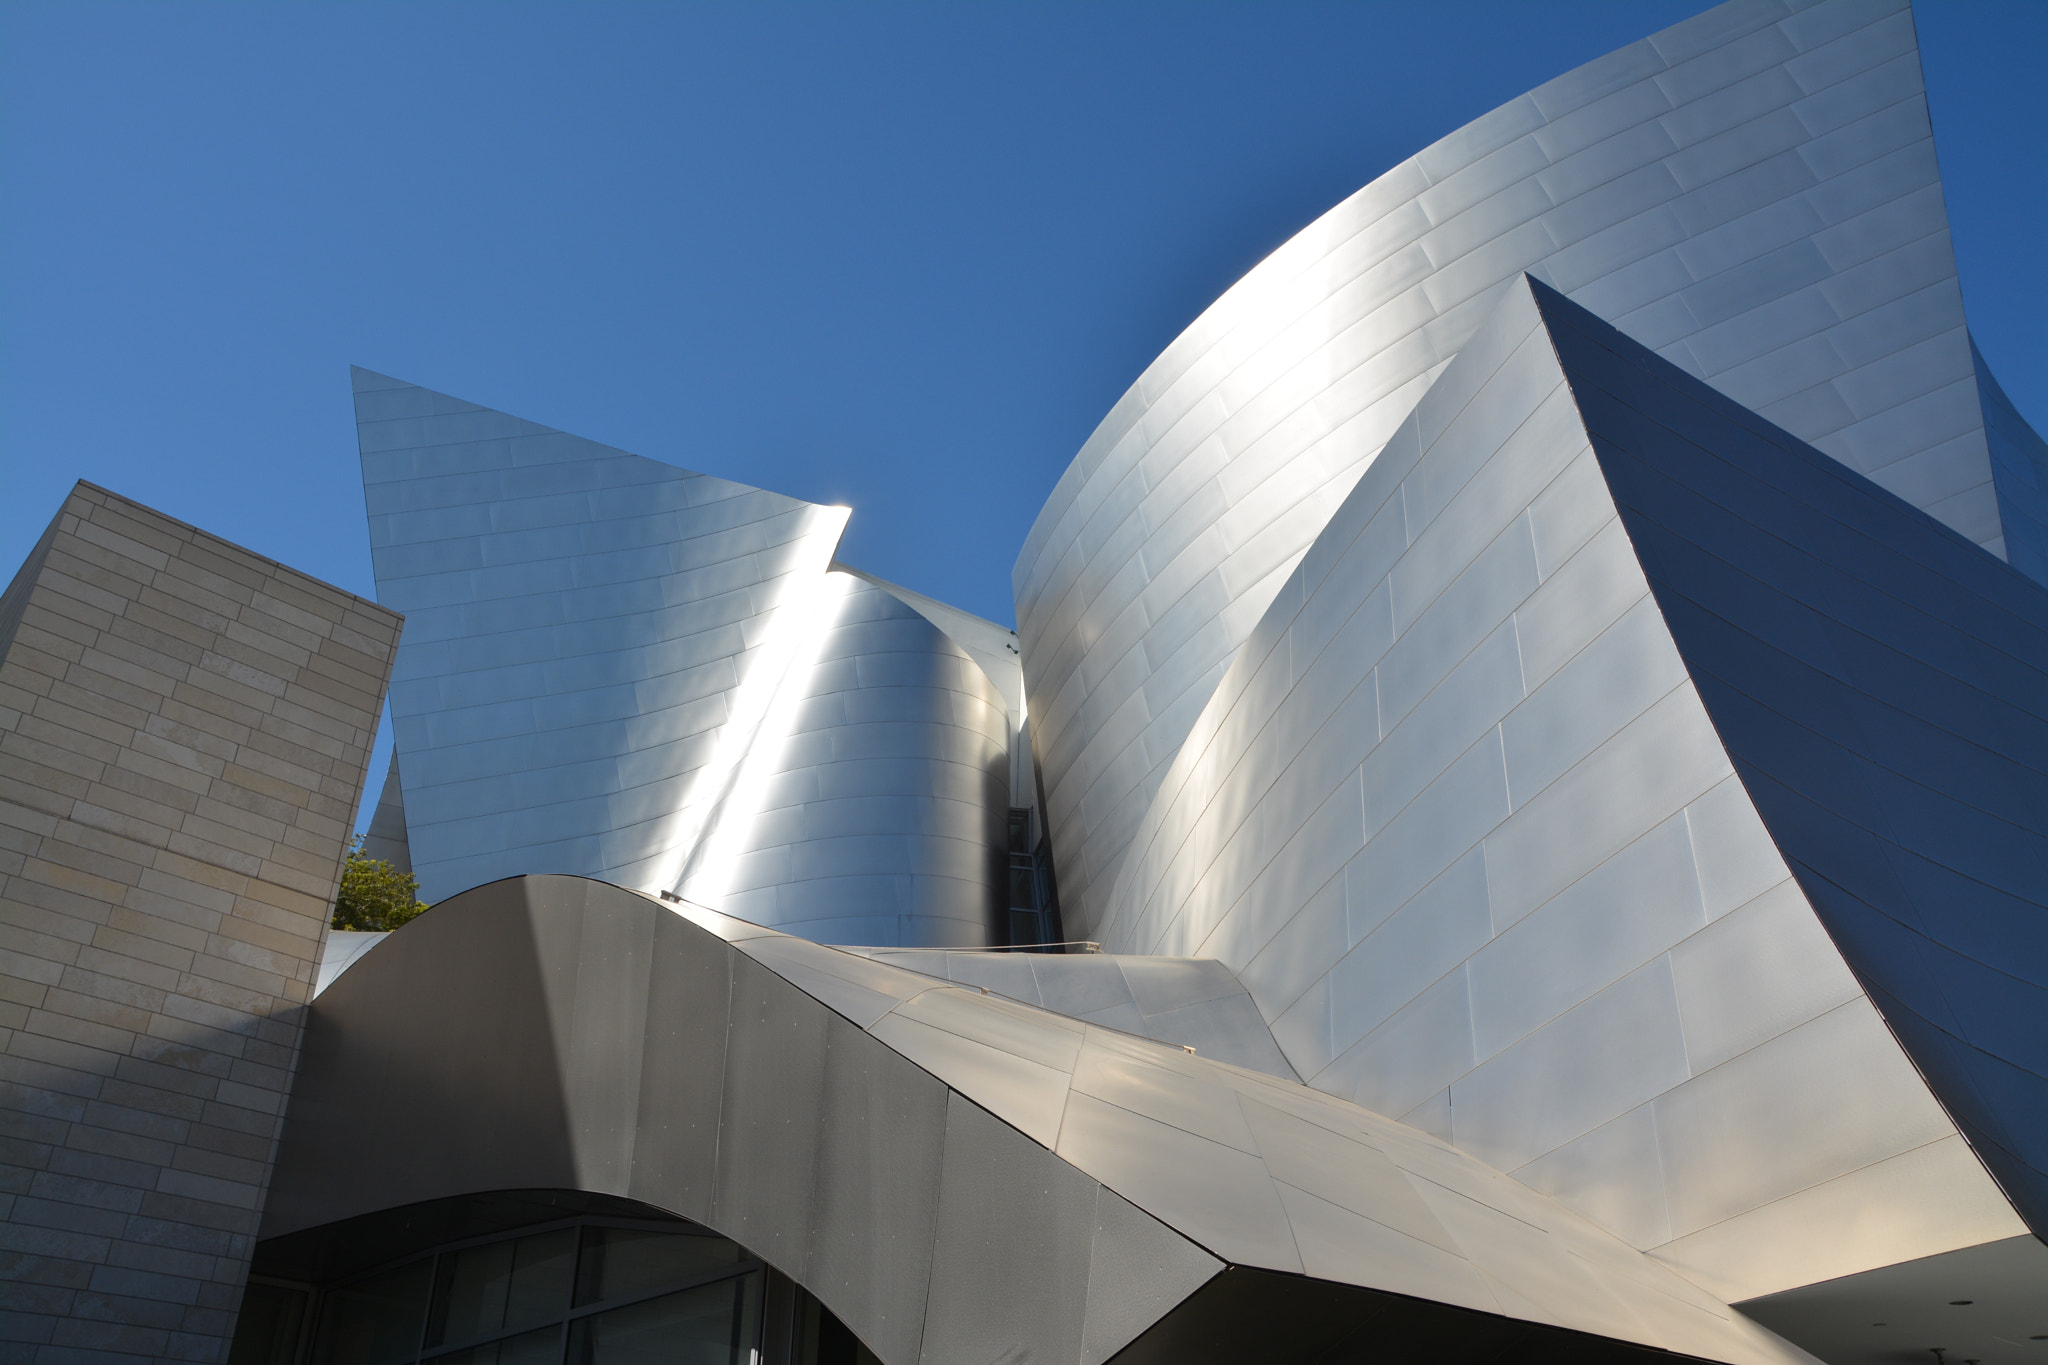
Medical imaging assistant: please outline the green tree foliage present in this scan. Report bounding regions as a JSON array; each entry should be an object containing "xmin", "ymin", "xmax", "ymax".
[{"xmin": 331, "ymin": 839, "xmax": 429, "ymax": 932}]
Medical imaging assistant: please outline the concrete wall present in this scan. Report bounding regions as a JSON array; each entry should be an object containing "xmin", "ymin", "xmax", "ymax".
[{"xmin": 0, "ymin": 483, "xmax": 400, "ymax": 1365}]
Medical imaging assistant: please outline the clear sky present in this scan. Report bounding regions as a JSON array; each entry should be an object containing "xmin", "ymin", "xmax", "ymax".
[{"xmin": 4, "ymin": 0, "xmax": 2043, "ymax": 827}]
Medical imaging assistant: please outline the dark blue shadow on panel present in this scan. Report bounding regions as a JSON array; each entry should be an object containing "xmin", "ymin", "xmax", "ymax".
[{"xmin": 1525, "ymin": 276, "xmax": 2048, "ymax": 1238}]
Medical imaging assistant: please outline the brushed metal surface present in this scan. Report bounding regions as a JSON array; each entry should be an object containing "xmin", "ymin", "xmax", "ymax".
[
  {"xmin": 1544, "ymin": 275, "xmax": 2048, "ymax": 1247},
  {"xmin": 357, "ymin": 375, "xmax": 1018, "ymax": 947},
  {"xmin": 842, "ymin": 947, "xmax": 1298, "ymax": 1077},
  {"xmin": 1090, "ymin": 276, "xmax": 2029, "ymax": 1301},
  {"xmin": 682, "ymin": 574, "xmax": 1009, "ymax": 947},
  {"xmin": 271, "ymin": 875, "xmax": 1817, "ymax": 1364},
  {"xmin": 355, "ymin": 367, "xmax": 850, "ymax": 905},
  {"xmin": 1013, "ymin": 0, "xmax": 2047, "ymax": 943}
]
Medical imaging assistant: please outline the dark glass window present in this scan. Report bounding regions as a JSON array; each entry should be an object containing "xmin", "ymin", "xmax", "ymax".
[
  {"xmin": 301, "ymin": 1218, "xmax": 761, "ymax": 1365},
  {"xmin": 573, "ymin": 1228, "xmax": 738, "ymax": 1308},
  {"xmin": 227, "ymin": 1283, "xmax": 308, "ymax": 1365},
  {"xmin": 427, "ymin": 1228, "xmax": 576, "ymax": 1347},
  {"xmin": 566, "ymin": 1277, "xmax": 761, "ymax": 1365},
  {"xmin": 314, "ymin": 1260, "xmax": 434, "ymax": 1365}
]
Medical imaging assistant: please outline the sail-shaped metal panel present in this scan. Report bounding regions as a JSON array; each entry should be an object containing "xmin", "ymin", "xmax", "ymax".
[
  {"xmin": 1013, "ymin": 0, "xmax": 2048, "ymax": 939},
  {"xmin": 353, "ymin": 368, "xmax": 849, "ymax": 902}
]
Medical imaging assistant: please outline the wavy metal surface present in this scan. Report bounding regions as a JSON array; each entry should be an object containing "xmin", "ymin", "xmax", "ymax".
[
  {"xmin": 1014, "ymin": 0, "xmax": 2048, "ymax": 938},
  {"xmin": 680, "ymin": 573, "xmax": 1010, "ymax": 947},
  {"xmin": 269, "ymin": 874, "xmax": 1819, "ymax": 1365},
  {"xmin": 1096, "ymin": 277, "xmax": 2025, "ymax": 1302},
  {"xmin": 1540, "ymin": 279, "xmax": 2048, "ymax": 1247}
]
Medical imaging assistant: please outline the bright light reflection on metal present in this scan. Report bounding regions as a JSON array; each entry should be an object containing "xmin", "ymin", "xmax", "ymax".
[
  {"xmin": 644, "ymin": 506, "xmax": 851, "ymax": 896},
  {"xmin": 669, "ymin": 564, "xmax": 856, "ymax": 907}
]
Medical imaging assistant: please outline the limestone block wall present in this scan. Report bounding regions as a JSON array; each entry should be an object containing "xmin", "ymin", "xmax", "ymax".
[{"xmin": 0, "ymin": 483, "xmax": 400, "ymax": 1365}]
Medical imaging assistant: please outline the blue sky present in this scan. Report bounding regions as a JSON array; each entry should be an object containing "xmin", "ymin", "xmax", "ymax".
[{"xmin": 4, "ymin": 0, "xmax": 2043, "ymax": 828}]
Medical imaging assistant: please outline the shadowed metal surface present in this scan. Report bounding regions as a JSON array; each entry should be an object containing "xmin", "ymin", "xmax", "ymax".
[
  {"xmin": 1735, "ymin": 1235, "xmax": 2048, "ymax": 1365},
  {"xmin": 1093, "ymin": 276, "xmax": 2028, "ymax": 1303},
  {"xmin": 268, "ymin": 874, "xmax": 1820, "ymax": 1365},
  {"xmin": 681, "ymin": 573, "xmax": 1010, "ymax": 947},
  {"xmin": 1535, "ymin": 274, "xmax": 2048, "ymax": 1244},
  {"xmin": 359, "ymin": 751, "xmax": 411, "ymax": 873},
  {"xmin": 1013, "ymin": 0, "xmax": 2048, "ymax": 940}
]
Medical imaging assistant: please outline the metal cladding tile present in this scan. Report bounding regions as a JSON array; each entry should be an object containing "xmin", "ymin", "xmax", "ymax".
[
  {"xmin": 1113, "ymin": 955, "xmax": 1250, "ymax": 1015},
  {"xmin": 1511, "ymin": 1106, "xmax": 1677, "ymax": 1250},
  {"xmin": 731, "ymin": 952, "xmax": 924, "ymax": 1031},
  {"xmin": 1527, "ymin": 278, "xmax": 2048, "ymax": 1233},
  {"xmin": 802, "ymin": 1014, "xmax": 949, "ymax": 1365},
  {"xmin": 523, "ymin": 876, "xmax": 661, "ymax": 1191},
  {"xmin": 1465, "ymin": 813, "xmax": 1705, "ymax": 1060},
  {"xmin": 1667, "ymin": 879, "xmax": 1863, "ymax": 1075},
  {"xmin": 1014, "ymin": 0, "xmax": 2025, "ymax": 947},
  {"xmin": 1650, "ymin": 997, "xmax": 1956, "ymax": 1242},
  {"xmin": 1135, "ymin": 994, "xmax": 1299, "ymax": 1079},
  {"xmin": 1406, "ymin": 1177, "xmax": 1651, "ymax": 1347},
  {"xmin": 1022, "ymin": 955, "xmax": 1136, "ymax": 1017},
  {"xmin": 902, "ymin": 950, "xmax": 1040, "ymax": 1002},
  {"xmin": 1052, "ymin": 1091, "xmax": 1304, "ymax": 1275},
  {"xmin": 1078, "ymin": 1189, "xmax": 1222, "ymax": 1365},
  {"xmin": 866, "ymin": 1005, "xmax": 1075, "ymax": 1150},
  {"xmin": 731, "ymin": 935, "xmax": 934, "ymax": 1029},
  {"xmin": 1878, "ymin": 845, "xmax": 2048, "ymax": 991},
  {"xmin": 1068, "ymin": 1042, "xmax": 1260, "ymax": 1154},
  {"xmin": 1269, "ymin": 1181, "xmax": 1500, "ymax": 1317},
  {"xmin": 625, "ymin": 908, "xmax": 732, "ymax": 1224},
  {"xmin": 920, "ymin": 1093, "xmax": 1096, "ymax": 1365},
  {"xmin": 1081, "ymin": 1001, "xmax": 1150, "ymax": 1035},
  {"xmin": 708, "ymin": 953, "xmax": 829, "ymax": 1272},
  {"xmin": 1235, "ymin": 1094, "xmax": 1460, "ymax": 1258},
  {"xmin": 663, "ymin": 897, "xmax": 781, "ymax": 943}
]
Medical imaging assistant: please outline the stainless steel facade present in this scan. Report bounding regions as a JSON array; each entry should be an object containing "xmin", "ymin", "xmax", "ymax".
[
  {"xmin": 1542, "ymin": 276, "xmax": 2048, "ymax": 1251},
  {"xmin": 682, "ymin": 573, "xmax": 1010, "ymax": 947},
  {"xmin": 355, "ymin": 372, "xmax": 1021, "ymax": 947},
  {"xmin": 1014, "ymin": 0, "xmax": 2048, "ymax": 941},
  {"xmin": 276, "ymin": 875, "xmax": 1821, "ymax": 1365},
  {"xmin": 1090, "ymin": 273, "xmax": 2035, "ymax": 1302},
  {"xmin": 8, "ymin": 0, "xmax": 2036, "ymax": 1359},
  {"xmin": 354, "ymin": 366, "xmax": 850, "ymax": 907}
]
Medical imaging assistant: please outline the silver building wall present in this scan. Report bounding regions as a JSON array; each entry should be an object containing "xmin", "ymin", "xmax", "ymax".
[
  {"xmin": 1013, "ymin": 0, "xmax": 2048, "ymax": 938},
  {"xmin": 0, "ymin": 485, "xmax": 400, "ymax": 1365},
  {"xmin": 357, "ymin": 372, "xmax": 1031, "ymax": 946},
  {"xmin": 1541, "ymin": 277, "xmax": 2048, "ymax": 1259},
  {"xmin": 839, "ymin": 947, "xmax": 1297, "ymax": 1078},
  {"xmin": 680, "ymin": 573, "xmax": 1010, "ymax": 947},
  {"xmin": 353, "ymin": 367, "xmax": 850, "ymax": 906},
  {"xmin": 832, "ymin": 564, "xmax": 1038, "ymax": 813},
  {"xmin": 1092, "ymin": 277, "xmax": 2032, "ymax": 1302},
  {"xmin": 266, "ymin": 874, "xmax": 1818, "ymax": 1365}
]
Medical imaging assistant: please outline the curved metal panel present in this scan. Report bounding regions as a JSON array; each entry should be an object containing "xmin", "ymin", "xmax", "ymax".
[
  {"xmin": 1094, "ymin": 277, "xmax": 2025, "ymax": 1301},
  {"xmin": 1975, "ymin": 336, "xmax": 2048, "ymax": 584},
  {"xmin": 842, "ymin": 947, "xmax": 1298, "ymax": 1078},
  {"xmin": 680, "ymin": 573, "xmax": 1010, "ymax": 946},
  {"xmin": 1014, "ymin": 0, "xmax": 2036, "ymax": 937},
  {"xmin": 359, "ymin": 751, "xmax": 411, "ymax": 872},
  {"xmin": 353, "ymin": 368, "xmax": 849, "ymax": 903},
  {"xmin": 269, "ymin": 875, "xmax": 1817, "ymax": 1365},
  {"xmin": 1535, "ymin": 279, "xmax": 2048, "ymax": 1245}
]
